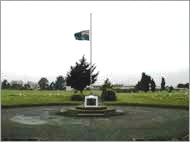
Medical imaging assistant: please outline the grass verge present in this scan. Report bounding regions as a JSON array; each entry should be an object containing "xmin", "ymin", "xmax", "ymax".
[{"xmin": 1, "ymin": 90, "xmax": 189, "ymax": 108}]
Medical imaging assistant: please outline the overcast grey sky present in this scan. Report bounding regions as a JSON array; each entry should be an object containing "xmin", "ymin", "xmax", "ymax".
[{"xmin": 1, "ymin": 1, "xmax": 189, "ymax": 86}]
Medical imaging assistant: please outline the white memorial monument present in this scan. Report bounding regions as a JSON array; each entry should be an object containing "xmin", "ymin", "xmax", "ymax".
[{"xmin": 84, "ymin": 95, "xmax": 98, "ymax": 107}]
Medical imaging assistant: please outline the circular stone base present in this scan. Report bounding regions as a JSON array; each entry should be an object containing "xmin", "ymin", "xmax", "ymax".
[
  {"xmin": 76, "ymin": 106, "xmax": 107, "ymax": 110},
  {"xmin": 57, "ymin": 106, "xmax": 124, "ymax": 117}
]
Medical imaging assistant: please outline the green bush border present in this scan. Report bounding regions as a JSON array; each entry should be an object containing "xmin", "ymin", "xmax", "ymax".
[{"xmin": 2, "ymin": 102, "xmax": 189, "ymax": 110}]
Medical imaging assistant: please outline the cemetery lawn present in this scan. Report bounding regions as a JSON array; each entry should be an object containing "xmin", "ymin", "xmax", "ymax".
[
  {"xmin": 106, "ymin": 90, "xmax": 189, "ymax": 108},
  {"xmin": 1, "ymin": 90, "xmax": 189, "ymax": 108}
]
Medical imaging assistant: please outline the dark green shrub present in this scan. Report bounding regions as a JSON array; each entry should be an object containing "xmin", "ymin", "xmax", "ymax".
[
  {"xmin": 101, "ymin": 90, "xmax": 117, "ymax": 101},
  {"xmin": 114, "ymin": 88, "xmax": 128, "ymax": 93},
  {"xmin": 168, "ymin": 86, "xmax": 174, "ymax": 93},
  {"xmin": 114, "ymin": 88, "xmax": 137, "ymax": 93},
  {"xmin": 71, "ymin": 95, "xmax": 84, "ymax": 101}
]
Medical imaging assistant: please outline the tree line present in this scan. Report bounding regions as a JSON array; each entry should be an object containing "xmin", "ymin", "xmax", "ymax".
[
  {"xmin": 1, "ymin": 56, "xmax": 189, "ymax": 92},
  {"xmin": 135, "ymin": 72, "xmax": 166, "ymax": 92},
  {"xmin": 1, "ymin": 76, "xmax": 66, "ymax": 90},
  {"xmin": 1, "ymin": 56, "xmax": 98, "ymax": 92}
]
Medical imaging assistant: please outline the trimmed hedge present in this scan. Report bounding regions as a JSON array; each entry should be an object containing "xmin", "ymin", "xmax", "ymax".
[
  {"xmin": 114, "ymin": 88, "xmax": 137, "ymax": 93},
  {"xmin": 71, "ymin": 95, "xmax": 84, "ymax": 101},
  {"xmin": 101, "ymin": 90, "xmax": 117, "ymax": 101}
]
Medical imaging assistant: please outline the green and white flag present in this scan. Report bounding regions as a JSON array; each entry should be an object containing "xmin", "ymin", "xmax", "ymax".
[{"xmin": 74, "ymin": 30, "xmax": 89, "ymax": 40}]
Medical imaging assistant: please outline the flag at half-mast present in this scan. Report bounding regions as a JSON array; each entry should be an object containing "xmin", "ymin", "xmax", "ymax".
[{"xmin": 74, "ymin": 30, "xmax": 89, "ymax": 40}]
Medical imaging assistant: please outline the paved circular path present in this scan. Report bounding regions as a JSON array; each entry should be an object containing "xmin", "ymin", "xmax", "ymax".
[{"xmin": 2, "ymin": 105, "xmax": 189, "ymax": 141}]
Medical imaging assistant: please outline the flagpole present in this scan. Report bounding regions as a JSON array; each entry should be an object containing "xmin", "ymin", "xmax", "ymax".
[{"xmin": 90, "ymin": 13, "xmax": 92, "ymax": 88}]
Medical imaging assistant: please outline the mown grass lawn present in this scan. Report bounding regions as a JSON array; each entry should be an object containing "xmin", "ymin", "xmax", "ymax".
[
  {"xmin": 1, "ymin": 89, "xmax": 189, "ymax": 107},
  {"xmin": 1, "ymin": 90, "xmax": 101, "ymax": 106},
  {"xmin": 106, "ymin": 90, "xmax": 189, "ymax": 107}
]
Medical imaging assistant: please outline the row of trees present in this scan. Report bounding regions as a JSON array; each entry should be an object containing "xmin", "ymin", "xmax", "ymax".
[
  {"xmin": 1, "ymin": 76, "xmax": 66, "ymax": 90},
  {"xmin": 135, "ymin": 72, "xmax": 166, "ymax": 92},
  {"xmin": 38, "ymin": 76, "xmax": 66, "ymax": 90},
  {"xmin": 177, "ymin": 83, "xmax": 189, "ymax": 89},
  {"xmin": 1, "ymin": 80, "xmax": 36, "ymax": 90},
  {"xmin": 1, "ymin": 56, "xmax": 189, "ymax": 92},
  {"xmin": 1, "ymin": 56, "xmax": 99, "ymax": 92}
]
